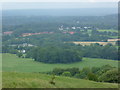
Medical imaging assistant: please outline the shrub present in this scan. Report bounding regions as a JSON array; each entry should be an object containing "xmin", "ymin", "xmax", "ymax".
[
  {"xmin": 74, "ymin": 73, "xmax": 81, "ymax": 78},
  {"xmin": 62, "ymin": 71, "xmax": 72, "ymax": 77},
  {"xmin": 97, "ymin": 65, "xmax": 114, "ymax": 76},
  {"xmin": 87, "ymin": 72, "xmax": 98, "ymax": 81},
  {"xmin": 53, "ymin": 68, "xmax": 65, "ymax": 75},
  {"xmin": 91, "ymin": 67, "xmax": 100, "ymax": 74},
  {"xmin": 16, "ymin": 52, "xmax": 23, "ymax": 58},
  {"xmin": 98, "ymin": 69, "xmax": 119, "ymax": 83},
  {"xmin": 65, "ymin": 67, "xmax": 79, "ymax": 76}
]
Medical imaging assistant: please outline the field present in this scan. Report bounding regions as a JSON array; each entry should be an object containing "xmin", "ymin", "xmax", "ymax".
[
  {"xmin": 97, "ymin": 29, "xmax": 118, "ymax": 33},
  {"xmin": 2, "ymin": 53, "xmax": 118, "ymax": 73},
  {"xmin": 87, "ymin": 29, "xmax": 118, "ymax": 39},
  {"xmin": 73, "ymin": 41, "xmax": 116, "ymax": 46},
  {"xmin": 2, "ymin": 72, "xmax": 118, "ymax": 88}
]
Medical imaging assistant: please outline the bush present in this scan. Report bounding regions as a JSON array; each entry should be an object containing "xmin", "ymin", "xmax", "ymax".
[
  {"xmin": 65, "ymin": 67, "xmax": 79, "ymax": 76},
  {"xmin": 62, "ymin": 71, "xmax": 72, "ymax": 77},
  {"xmin": 98, "ymin": 69, "xmax": 120, "ymax": 83},
  {"xmin": 52, "ymin": 65, "xmax": 119, "ymax": 83},
  {"xmin": 52, "ymin": 68, "xmax": 64, "ymax": 75},
  {"xmin": 16, "ymin": 52, "xmax": 23, "ymax": 58},
  {"xmin": 91, "ymin": 67, "xmax": 100, "ymax": 74},
  {"xmin": 87, "ymin": 72, "xmax": 98, "ymax": 81},
  {"xmin": 74, "ymin": 73, "xmax": 81, "ymax": 78},
  {"xmin": 96, "ymin": 65, "xmax": 114, "ymax": 76}
]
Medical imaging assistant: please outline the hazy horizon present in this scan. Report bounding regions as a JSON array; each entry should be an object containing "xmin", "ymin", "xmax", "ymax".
[
  {"xmin": 2, "ymin": 2, "xmax": 118, "ymax": 10},
  {"xmin": 1, "ymin": 2, "xmax": 118, "ymax": 16}
]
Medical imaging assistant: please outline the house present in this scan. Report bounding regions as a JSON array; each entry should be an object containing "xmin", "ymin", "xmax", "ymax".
[
  {"xmin": 3, "ymin": 31, "xmax": 13, "ymax": 35},
  {"xmin": 22, "ymin": 33, "xmax": 33, "ymax": 37},
  {"xmin": 18, "ymin": 50, "xmax": 26, "ymax": 53},
  {"xmin": 76, "ymin": 27, "xmax": 81, "ymax": 29},
  {"xmin": 72, "ymin": 27, "xmax": 76, "ymax": 30},
  {"xmin": 69, "ymin": 32, "xmax": 75, "ymax": 34},
  {"xmin": 84, "ymin": 27, "xmax": 88, "ymax": 29},
  {"xmin": 21, "ymin": 50, "xmax": 26, "ymax": 53}
]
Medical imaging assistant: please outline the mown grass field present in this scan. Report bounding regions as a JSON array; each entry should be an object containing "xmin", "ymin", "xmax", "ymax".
[
  {"xmin": 97, "ymin": 29, "xmax": 118, "ymax": 33},
  {"xmin": 87, "ymin": 29, "xmax": 118, "ymax": 39},
  {"xmin": 2, "ymin": 53, "xmax": 119, "ymax": 73},
  {"xmin": 2, "ymin": 72, "xmax": 118, "ymax": 88},
  {"xmin": 87, "ymin": 29, "xmax": 118, "ymax": 33}
]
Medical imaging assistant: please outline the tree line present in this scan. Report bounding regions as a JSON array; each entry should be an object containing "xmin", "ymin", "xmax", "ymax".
[
  {"xmin": 26, "ymin": 46, "xmax": 82, "ymax": 63},
  {"xmin": 2, "ymin": 43, "xmax": 119, "ymax": 62}
]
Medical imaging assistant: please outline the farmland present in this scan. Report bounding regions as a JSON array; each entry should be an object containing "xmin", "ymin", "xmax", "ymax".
[
  {"xmin": 2, "ymin": 11, "xmax": 119, "ymax": 88},
  {"xmin": 2, "ymin": 54, "xmax": 118, "ymax": 73},
  {"xmin": 97, "ymin": 29, "xmax": 118, "ymax": 33},
  {"xmin": 72, "ymin": 41, "xmax": 116, "ymax": 46}
]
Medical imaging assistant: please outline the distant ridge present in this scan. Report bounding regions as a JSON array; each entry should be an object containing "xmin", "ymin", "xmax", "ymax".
[{"xmin": 2, "ymin": 8, "xmax": 117, "ymax": 16}]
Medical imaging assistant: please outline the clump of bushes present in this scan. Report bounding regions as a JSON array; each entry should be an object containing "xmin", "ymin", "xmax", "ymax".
[
  {"xmin": 87, "ymin": 72, "xmax": 98, "ymax": 81},
  {"xmin": 62, "ymin": 71, "xmax": 72, "ymax": 77},
  {"xmin": 98, "ymin": 69, "xmax": 120, "ymax": 83},
  {"xmin": 51, "ymin": 65, "xmax": 119, "ymax": 83}
]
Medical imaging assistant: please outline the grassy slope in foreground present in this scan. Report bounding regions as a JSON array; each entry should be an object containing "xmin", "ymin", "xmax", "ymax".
[
  {"xmin": 3, "ymin": 72, "xmax": 118, "ymax": 88},
  {"xmin": 2, "ymin": 53, "xmax": 118, "ymax": 72}
]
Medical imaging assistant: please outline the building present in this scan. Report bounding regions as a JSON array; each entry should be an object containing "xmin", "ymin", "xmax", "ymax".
[
  {"xmin": 3, "ymin": 31, "xmax": 13, "ymax": 35},
  {"xmin": 71, "ymin": 27, "xmax": 76, "ymax": 30}
]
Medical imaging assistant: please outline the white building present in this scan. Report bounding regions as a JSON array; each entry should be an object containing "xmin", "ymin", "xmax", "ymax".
[{"xmin": 72, "ymin": 27, "xmax": 76, "ymax": 30}]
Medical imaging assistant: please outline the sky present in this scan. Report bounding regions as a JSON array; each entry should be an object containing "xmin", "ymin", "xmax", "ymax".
[
  {"xmin": 0, "ymin": 0, "xmax": 119, "ymax": 2},
  {"xmin": 0, "ymin": 0, "xmax": 119, "ymax": 10}
]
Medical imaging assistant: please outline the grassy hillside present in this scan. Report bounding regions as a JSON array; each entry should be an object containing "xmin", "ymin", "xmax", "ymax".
[
  {"xmin": 2, "ymin": 72, "xmax": 118, "ymax": 88},
  {"xmin": 0, "ymin": 54, "xmax": 2, "ymax": 89},
  {"xmin": 2, "ymin": 53, "xmax": 118, "ymax": 73}
]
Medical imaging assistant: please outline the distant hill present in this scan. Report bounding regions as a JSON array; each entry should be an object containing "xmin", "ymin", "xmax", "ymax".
[{"xmin": 2, "ymin": 8, "xmax": 117, "ymax": 16}]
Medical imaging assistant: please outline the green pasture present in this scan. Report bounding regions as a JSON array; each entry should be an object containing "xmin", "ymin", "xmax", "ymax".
[{"xmin": 2, "ymin": 53, "xmax": 119, "ymax": 73}]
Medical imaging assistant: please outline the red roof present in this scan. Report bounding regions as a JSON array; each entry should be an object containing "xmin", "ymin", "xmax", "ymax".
[
  {"xmin": 69, "ymin": 32, "xmax": 75, "ymax": 34},
  {"xmin": 3, "ymin": 31, "xmax": 13, "ymax": 35}
]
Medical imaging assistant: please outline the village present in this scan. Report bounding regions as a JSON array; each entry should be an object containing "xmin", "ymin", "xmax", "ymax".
[{"xmin": 2, "ymin": 25, "xmax": 95, "ymax": 37}]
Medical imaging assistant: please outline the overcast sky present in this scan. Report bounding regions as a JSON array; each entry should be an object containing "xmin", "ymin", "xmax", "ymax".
[
  {"xmin": 0, "ymin": 0, "xmax": 119, "ymax": 2},
  {"xmin": 0, "ymin": 0, "xmax": 119, "ymax": 10}
]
